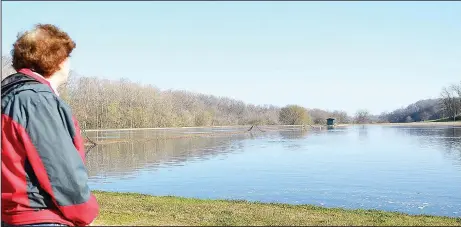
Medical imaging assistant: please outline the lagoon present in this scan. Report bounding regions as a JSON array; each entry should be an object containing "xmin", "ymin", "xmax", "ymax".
[{"xmin": 86, "ymin": 125, "xmax": 461, "ymax": 217}]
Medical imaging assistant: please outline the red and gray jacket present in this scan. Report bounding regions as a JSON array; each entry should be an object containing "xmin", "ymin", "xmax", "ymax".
[{"xmin": 1, "ymin": 69, "xmax": 99, "ymax": 226}]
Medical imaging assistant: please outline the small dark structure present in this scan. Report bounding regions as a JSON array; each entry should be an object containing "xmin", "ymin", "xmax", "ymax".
[{"xmin": 326, "ymin": 118, "xmax": 335, "ymax": 126}]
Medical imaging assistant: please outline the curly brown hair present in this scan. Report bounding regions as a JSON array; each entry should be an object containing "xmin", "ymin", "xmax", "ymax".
[{"xmin": 11, "ymin": 24, "xmax": 76, "ymax": 78}]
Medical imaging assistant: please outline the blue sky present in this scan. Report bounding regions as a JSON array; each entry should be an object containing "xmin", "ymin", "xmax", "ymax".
[{"xmin": 2, "ymin": 1, "xmax": 460, "ymax": 115}]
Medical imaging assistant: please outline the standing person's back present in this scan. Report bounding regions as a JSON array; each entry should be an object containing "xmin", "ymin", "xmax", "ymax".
[{"xmin": 1, "ymin": 24, "xmax": 99, "ymax": 227}]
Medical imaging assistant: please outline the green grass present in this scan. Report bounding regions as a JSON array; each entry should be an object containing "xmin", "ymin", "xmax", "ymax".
[
  {"xmin": 93, "ymin": 191, "xmax": 461, "ymax": 226},
  {"xmin": 429, "ymin": 115, "xmax": 461, "ymax": 122}
]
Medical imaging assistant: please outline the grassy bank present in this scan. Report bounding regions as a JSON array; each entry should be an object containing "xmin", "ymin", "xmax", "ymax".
[
  {"xmin": 378, "ymin": 121, "xmax": 461, "ymax": 126},
  {"xmin": 430, "ymin": 116, "xmax": 461, "ymax": 122},
  {"xmin": 92, "ymin": 191, "xmax": 460, "ymax": 226}
]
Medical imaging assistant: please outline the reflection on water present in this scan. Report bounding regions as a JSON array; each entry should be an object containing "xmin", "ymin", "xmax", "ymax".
[
  {"xmin": 358, "ymin": 126, "xmax": 369, "ymax": 142},
  {"xmin": 86, "ymin": 126, "xmax": 461, "ymax": 217},
  {"xmin": 86, "ymin": 134, "xmax": 249, "ymax": 179},
  {"xmin": 392, "ymin": 126, "xmax": 461, "ymax": 167}
]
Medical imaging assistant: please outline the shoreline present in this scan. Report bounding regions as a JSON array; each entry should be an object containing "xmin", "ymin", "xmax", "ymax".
[
  {"xmin": 82, "ymin": 122, "xmax": 460, "ymax": 145},
  {"xmin": 374, "ymin": 121, "xmax": 461, "ymax": 126},
  {"xmin": 92, "ymin": 191, "xmax": 461, "ymax": 226},
  {"xmin": 83, "ymin": 121, "xmax": 460, "ymax": 132}
]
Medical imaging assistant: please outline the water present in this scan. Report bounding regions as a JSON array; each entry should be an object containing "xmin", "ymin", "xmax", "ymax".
[{"xmin": 86, "ymin": 125, "xmax": 461, "ymax": 217}]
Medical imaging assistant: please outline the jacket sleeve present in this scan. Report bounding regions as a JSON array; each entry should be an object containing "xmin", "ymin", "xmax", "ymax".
[{"xmin": 22, "ymin": 93, "xmax": 99, "ymax": 226}]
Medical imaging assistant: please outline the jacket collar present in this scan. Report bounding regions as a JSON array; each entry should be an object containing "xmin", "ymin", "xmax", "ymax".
[{"xmin": 18, "ymin": 68, "xmax": 59, "ymax": 96}]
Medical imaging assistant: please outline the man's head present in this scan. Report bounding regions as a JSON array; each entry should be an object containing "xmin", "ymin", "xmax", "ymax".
[{"xmin": 11, "ymin": 24, "xmax": 75, "ymax": 84}]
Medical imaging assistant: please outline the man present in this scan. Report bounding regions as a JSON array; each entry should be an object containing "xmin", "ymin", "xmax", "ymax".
[{"xmin": 2, "ymin": 24, "xmax": 99, "ymax": 226}]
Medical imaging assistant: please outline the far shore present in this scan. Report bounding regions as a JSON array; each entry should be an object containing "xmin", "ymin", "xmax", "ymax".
[
  {"xmin": 374, "ymin": 121, "xmax": 461, "ymax": 126},
  {"xmin": 83, "ymin": 121, "xmax": 460, "ymax": 132}
]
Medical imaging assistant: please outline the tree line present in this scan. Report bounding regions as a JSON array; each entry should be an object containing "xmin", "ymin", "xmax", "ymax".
[
  {"xmin": 377, "ymin": 82, "xmax": 461, "ymax": 123},
  {"xmin": 2, "ymin": 56, "xmax": 353, "ymax": 129},
  {"xmin": 6, "ymin": 56, "xmax": 456, "ymax": 127}
]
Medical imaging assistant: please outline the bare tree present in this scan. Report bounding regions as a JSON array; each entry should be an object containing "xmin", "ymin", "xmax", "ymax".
[
  {"xmin": 354, "ymin": 109, "xmax": 371, "ymax": 124},
  {"xmin": 2, "ymin": 56, "xmax": 16, "ymax": 80},
  {"xmin": 451, "ymin": 82, "xmax": 461, "ymax": 119},
  {"xmin": 440, "ymin": 86, "xmax": 459, "ymax": 121},
  {"xmin": 405, "ymin": 116, "xmax": 413, "ymax": 123},
  {"xmin": 420, "ymin": 111, "xmax": 430, "ymax": 121},
  {"xmin": 279, "ymin": 105, "xmax": 311, "ymax": 125},
  {"xmin": 331, "ymin": 110, "xmax": 351, "ymax": 124}
]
